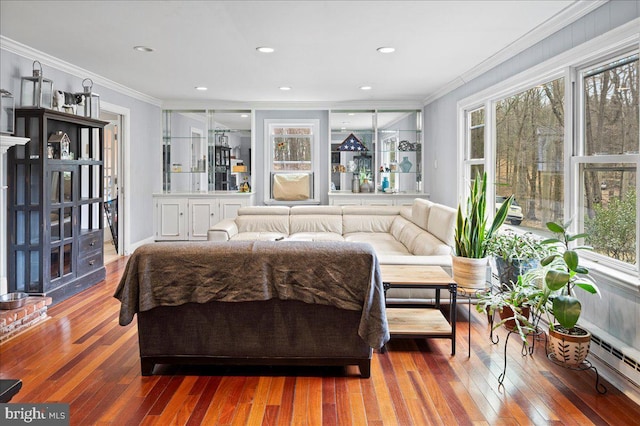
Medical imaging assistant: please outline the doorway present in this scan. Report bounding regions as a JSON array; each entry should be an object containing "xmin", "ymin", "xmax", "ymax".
[{"xmin": 100, "ymin": 108, "xmax": 123, "ymax": 263}]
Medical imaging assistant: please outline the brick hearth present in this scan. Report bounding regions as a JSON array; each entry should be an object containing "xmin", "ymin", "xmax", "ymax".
[{"xmin": 0, "ymin": 296, "xmax": 52, "ymax": 343}]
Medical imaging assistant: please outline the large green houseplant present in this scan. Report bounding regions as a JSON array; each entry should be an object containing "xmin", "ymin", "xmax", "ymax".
[
  {"xmin": 452, "ymin": 172, "xmax": 513, "ymax": 289},
  {"xmin": 536, "ymin": 220, "xmax": 600, "ymax": 365}
]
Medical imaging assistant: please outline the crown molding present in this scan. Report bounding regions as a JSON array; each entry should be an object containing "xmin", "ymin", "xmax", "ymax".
[
  {"xmin": 423, "ymin": 0, "xmax": 609, "ymax": 106},
  {"xmin": 1, "ymin": 36, "xmax": 162, "ymax": 107}
]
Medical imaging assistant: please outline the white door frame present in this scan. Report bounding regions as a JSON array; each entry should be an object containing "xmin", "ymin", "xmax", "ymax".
[{"xmin": 101, "ymin": 101, "xmax": 131, "ymax": 255}]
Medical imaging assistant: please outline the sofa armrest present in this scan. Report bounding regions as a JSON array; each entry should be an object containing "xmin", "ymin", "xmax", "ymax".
[{"xmin": 207, "ymin": 219, "xmax": 238, "ymax": 241}]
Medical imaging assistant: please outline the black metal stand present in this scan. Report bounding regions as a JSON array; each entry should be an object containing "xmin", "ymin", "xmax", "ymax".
[{"xmin": 491, "ymin": 309, "xmax": 544, "ymax": 388}]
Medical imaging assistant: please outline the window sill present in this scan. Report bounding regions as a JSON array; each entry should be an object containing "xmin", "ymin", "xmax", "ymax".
[{"xmin": 582, "ymin": 258, "xmax": 640, "ymax": 293}]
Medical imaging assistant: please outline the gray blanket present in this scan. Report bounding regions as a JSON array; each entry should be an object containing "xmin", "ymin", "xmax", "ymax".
[{"xmin": 114, "ymin": 240, "xmax": 389, "ymax": 349}]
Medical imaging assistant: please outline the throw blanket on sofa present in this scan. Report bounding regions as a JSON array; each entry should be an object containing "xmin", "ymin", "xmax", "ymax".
[{"xmin": 114, "ymin": 241, "xmax": 389, "ymax": 349}]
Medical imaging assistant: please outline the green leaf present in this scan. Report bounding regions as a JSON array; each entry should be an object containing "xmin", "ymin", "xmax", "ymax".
[
  {"xmin": 545, "ymin": 270, "xmax": 569, "ymax": 291},
  {"xmin": 540, "ymin": 254, "xmax": 558, "ymax": 266},
  {"xmin": 541, "ymin": 238, "xmax": 561, "ymax": 245},
  {"xmin": 575, "ymin": 281, "xmax": 600, "ymax": 295},
  {"xmin": 546, "ymin": 222, "xmax": 565, "ymax": 234},
  {"xmin": 575, "ymin": 266, "xmax": 589, "ymax": 274},
  {"xmin": 568, "ymin": 233, "xmax": 588, "ymax": 241},
  {"xmin": 553, "ymin": 295, "xmax": 581, "ymax": 329},
  {"xmin": 563, "ymin": 250, "xmax": 579, "ymax": 271}
]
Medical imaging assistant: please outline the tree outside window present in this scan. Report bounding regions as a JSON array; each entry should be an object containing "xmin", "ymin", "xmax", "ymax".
[
  {"xmin": 581, "ymin": 54, "xmax": 638, "ymax": 265},
  {"xmin": 495, "ymin": 78, "xmax": 565, "ymax": 231}
]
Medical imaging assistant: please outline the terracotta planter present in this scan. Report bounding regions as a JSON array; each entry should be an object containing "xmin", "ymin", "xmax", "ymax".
[
  {"xmin": 547, "ymin": 325, "xmax": 591, "ymax": 366},
  {"xmin": 499, "ymin": 306, "xmax": 530, "ymax": 331},
  {"xmin": 451, "ymin": 255, "xmax": 488, "ymax": 290}
]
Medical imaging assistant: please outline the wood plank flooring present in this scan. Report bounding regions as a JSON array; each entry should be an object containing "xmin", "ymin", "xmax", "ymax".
[{"xmin": 1, "ymin": 256, "xmax": 639, "ymax": 425}]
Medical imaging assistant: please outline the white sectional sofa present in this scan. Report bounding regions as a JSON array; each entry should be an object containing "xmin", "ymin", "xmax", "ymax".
[{"xmin": 208, "ymin": 199, "xmax": 457, "ymax": 304}]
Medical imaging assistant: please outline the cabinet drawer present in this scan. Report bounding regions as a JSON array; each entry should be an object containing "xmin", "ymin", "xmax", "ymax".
[
  {"xmin": 79, "ymin": 231, "xmax": 103, "ymax": 254},
  {"xmin": 77, "ymin": 251, "xmax": 103, "ymax": 276}
]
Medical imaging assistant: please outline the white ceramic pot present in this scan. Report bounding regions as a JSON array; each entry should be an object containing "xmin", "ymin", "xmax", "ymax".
[
  {"xmin": 451, "ymin": 255, "xmax": 488, "ymax": 290},
  {"xmin": 547, "ymin": 325, "xmax": 591, "ymax": 366}
]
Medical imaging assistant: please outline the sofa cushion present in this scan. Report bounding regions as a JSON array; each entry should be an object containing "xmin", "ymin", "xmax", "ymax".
[
  {"xmin": 427, "ymin": 204, "xmax": 456, "ymax": 247},
  {"xmin": 410, "ymin": 232, "xmax": 452, "ymax": 256},
  {"xmin": 230, "ymin": 232, "xmax": 288, "ymax": 241},
  {"xmin": 344, "ymin": 232, "xmax": 411, "ymax": 256},
  {"xmin": 290, "ymin": 206, "xmax": 342, "ymax": 234},
  {"xmin": 342, "ymin": 206, "xmax": 401, "ymax": 234},
  {"xmin": 389, "ymin": 217, "xmax": 421, "ymax": 253},
  {"xmin": 236, "ymin": 215, "xmax": 290, "ymax": 234},
  {"xmin": 287, "ymin": 232, "xmax": 345, "ymax": 242},
  {"xmin": 411, "ymin": 198, "xmax": 434, "ymax": 230}
]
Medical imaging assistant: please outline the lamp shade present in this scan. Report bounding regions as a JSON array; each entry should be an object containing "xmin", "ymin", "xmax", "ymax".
[
  {"xmin": 0, "ymin": 89, "xmax": 15, "ymax": 135},
  {"xmin": 20, "ymin": 61, "xmax": 53, "ymax": 109},
  {"xmin": 76, "ymin": 78, "xmax": 100, "ymax": 118}
]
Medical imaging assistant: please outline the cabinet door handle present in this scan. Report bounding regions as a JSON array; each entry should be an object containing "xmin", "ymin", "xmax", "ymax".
[
  {"xmin": 89, "ymin": 241, "xmax": 96, "ymax": 246},
  {"xmin": 89, "ymin": 260, "xmax": 96, "ymax": 266}
]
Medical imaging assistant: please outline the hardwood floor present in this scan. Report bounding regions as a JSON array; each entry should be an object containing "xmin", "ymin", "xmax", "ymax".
[{"xmin": 1, "ymin": 257, "xmax": 639, "ymax": 425}]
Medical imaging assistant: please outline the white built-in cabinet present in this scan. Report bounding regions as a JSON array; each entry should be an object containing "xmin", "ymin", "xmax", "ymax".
[{"xmin": 154, "ymin": 193, "xmax": 254, "ymax": 241}]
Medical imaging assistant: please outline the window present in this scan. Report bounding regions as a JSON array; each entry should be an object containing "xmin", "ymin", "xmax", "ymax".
[
  {"xmin": 461, "ymin": 107, "xmax": 486, "ymax": 194},
  {"xmin": 458, "ymin": 37, "xmax": 639, "ymax": 274},
  {"xmin": 576, "ymin": 53, "xmax": 638, "ymax": 267},
  {"xmin": 264, "ymin": 119, "xmax": 320, "ymax": 203},
  {"xmin": 495, "ymin": 77, "xmax": 565, "ymax": 231}
]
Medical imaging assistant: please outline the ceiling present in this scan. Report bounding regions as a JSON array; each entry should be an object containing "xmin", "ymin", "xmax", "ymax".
[{"xmin": 1, "ymin": 1, "xmax": 596, "ymax": 107}]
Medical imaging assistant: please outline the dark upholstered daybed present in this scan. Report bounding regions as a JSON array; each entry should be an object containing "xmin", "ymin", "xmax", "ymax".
[{"xmin": 114, "ymin": 241, "xmax": 389, "ymax": 378}]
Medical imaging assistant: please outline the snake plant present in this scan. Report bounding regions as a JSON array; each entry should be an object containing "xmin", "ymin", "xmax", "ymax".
[{"xmin": 454, "ymin": 172, "xmax": 513, "ymax": 258}]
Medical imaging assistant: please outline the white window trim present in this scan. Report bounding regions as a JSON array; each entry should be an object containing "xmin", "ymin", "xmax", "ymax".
[
  {"xmin": 263, "ymin": 119, "xmax": 320, "ymax": 204},
  {"xmin": 456, "ymin": 18, "xmax": 640, "ymax": 288}
]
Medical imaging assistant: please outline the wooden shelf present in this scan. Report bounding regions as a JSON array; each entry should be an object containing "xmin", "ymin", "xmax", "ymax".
[{"xmin": 386, "ymin": 308, "xmax": 452, "ymax": 336}]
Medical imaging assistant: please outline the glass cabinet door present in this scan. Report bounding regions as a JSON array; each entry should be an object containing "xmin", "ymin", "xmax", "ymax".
[
  {"xmin": 377, "ymin": 110, "xmax": 422, "ymax": 193},
  {"xmin": 330, "ymin": 110, "xmax": 375, "ymax": 191}
]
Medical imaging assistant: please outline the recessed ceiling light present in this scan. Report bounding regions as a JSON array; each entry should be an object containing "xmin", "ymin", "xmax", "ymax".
[
  {"xmin": 279, "ymin": 86, "xmax": 292, "ymax": 91},
  {"xmin": 240, "ymin": 114, "xmax": 249, "ymax": 118},
  {"xmin": 377, "ymin": 47, "xmax": 395, "ymax": 53},
  {"xmin": 133, "ymin": 46, "xmax": 154, "ymax": 52},
  {"xmin": 360, "ymin": 86, "xmax": 372, "ymax": 91},
  {"xmin": 256, "ymin": 47, "xmax": 275, "ymax": 53},
  {"xmin": 347, "ymin": 113, "xmax": 356, "ymax": 116},
  {"xmin": 195, "ymin": 86, "xmax": 208, "ymax": 91}
]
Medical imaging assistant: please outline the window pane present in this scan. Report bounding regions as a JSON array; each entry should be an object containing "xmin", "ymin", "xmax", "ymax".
[
  {"xmin": 582, "ymin": 163, "xmax": 636, "ymax": 265},
  {"xmin": 272, "ymin": 125, "xmax": 313, "ymax": 171},
  {"xmin": 469, "ymin": 108, "xmax": 484, "ymax": 160},
  {"xmin": 496, "ymin": 78, "xmax": 565, "ymax": 229},
  {"xmin": 584, "ymin": 54, "xmax": 639, "ymax": 155}
]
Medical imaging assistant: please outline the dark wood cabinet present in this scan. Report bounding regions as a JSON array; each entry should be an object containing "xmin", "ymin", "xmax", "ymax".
[
  {"xmin": 7, "ymin": 108, "xmax": 106, "ymax": 304},
  {"xmin": 213, "ymin": 146, "xmax": 231, "ymax": 190}
]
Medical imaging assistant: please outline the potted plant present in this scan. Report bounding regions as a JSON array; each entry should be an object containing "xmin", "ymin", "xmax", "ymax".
[
  {"xmin": 453, "ymin": 172, "xmax": 513, "ymax": 289},
  {"xmin": 485, "ymin": 230, "xmax": 553, "ymax": 291},
  {"xmin": 475, "ymin": 273, "xmax": 545, "ymax": 343},
  {"xmin": 536, "ymin": 220, "xmax": 600, "ymax": 366}
]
